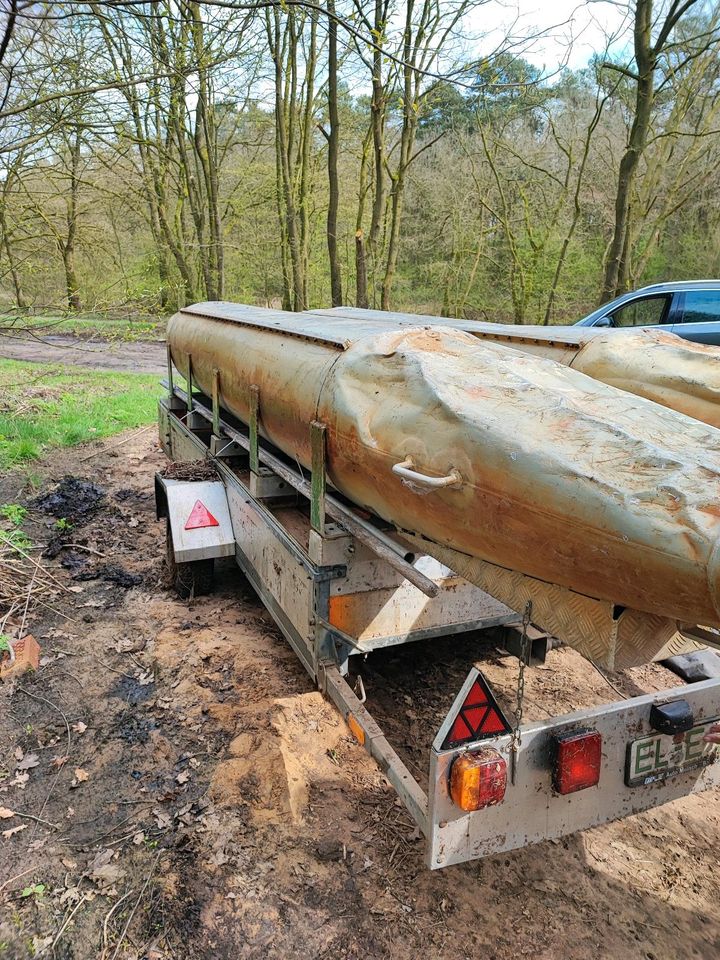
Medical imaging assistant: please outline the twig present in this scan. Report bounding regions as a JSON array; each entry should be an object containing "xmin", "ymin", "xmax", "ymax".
[
  {"xmin": 9, "ymin": 810, "xmax": 59, "ymax": 829},
  {"xmin": 0, "ymin": 866, "xmax": 35, "ymax": 895},
  {"xmin": 68, "ymin": 813, "xmax": 139, "ymax": 849},
  {"xmin": 16, "ymin": 687, "xmax": 71, "ymax": 834},
  {"xmin": 56, "ymin": 543, "xmax": 107, "ymax": 558},
  {"xmin": 96, "ymin": 657, "xmax": 135, "ymax": 681},
  {"xmin": 79, "ymin": 424, "xmax": 154, "ymax": 462},
  {"xmin": 16, "ymin": 687, "xmax": 71, "ymax": 749},
  {"xmin": 110, "ymin": 853, "xmax": 161, "ymax": 960},
  {"xmin": 102, "ymin": 889, "xmax": 136, "ymax": 958},
  {"xmin": 45, "ymin": 893, "xmax": 89, "ymax": 956}
]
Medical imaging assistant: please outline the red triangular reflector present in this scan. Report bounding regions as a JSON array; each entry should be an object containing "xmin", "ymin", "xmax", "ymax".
[
  {"xmin": 463, "ymin": 679, "xmax": 490, "ymax": 708},
  {"xmin": 441, "ymin": 671, "xmax": 512, "ymax": 749},
  {"xmin": 184, "ymin": 500, "xmax": 220, "ymax": 530},
  {"xmin": 448, "ymin": 714, "xmax": 472, "ymax": 743},
  {"xmin": 478, "ymin": 711, "xmax": 508, "ymax": 735},
  {"xmin": 462, "ymin": 705, "xmax": 488, "ymax": 731}
]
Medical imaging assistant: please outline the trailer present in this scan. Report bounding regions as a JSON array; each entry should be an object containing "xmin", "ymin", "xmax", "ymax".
[{"xmin": 155, "ymin": 355, "xmax": 720, "ymax": 869}]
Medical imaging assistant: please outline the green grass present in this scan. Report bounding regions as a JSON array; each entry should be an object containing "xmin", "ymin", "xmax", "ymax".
[
  {"xmin": 0, "ymin": 313, "xmax": 166, "ymax": 342},
  {"xmin": 0, "ymin": 359, "xmax": 162, "ymax": 469}
]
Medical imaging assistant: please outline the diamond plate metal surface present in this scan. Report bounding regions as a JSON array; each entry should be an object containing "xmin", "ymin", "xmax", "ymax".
[{"xmin": 404, "ymin": 535, "xmax": 700, "ymax": 671}]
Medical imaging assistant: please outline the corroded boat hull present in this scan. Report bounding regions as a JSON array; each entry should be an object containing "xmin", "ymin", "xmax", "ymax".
[
  {"xmin": 314, "ymin": 306, "xmax": 720, "ymax": 429},
  {"xmin": 168, "ymin": 303, "xmax": 720, "ymax": 664}
]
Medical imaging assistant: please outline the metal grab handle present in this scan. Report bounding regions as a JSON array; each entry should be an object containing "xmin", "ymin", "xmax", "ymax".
[{"xmin": 392, "ymin": 458, "xmax": 462, "ymax": 488}]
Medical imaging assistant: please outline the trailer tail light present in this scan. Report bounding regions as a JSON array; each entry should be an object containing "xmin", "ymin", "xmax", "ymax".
[
  {"xmin": 553, "ymin": 730, "xmax": 602, "ymax": 795},
  {"xmin": 450, "ymin": 748, "xmax": 507, "ymax": 812}
]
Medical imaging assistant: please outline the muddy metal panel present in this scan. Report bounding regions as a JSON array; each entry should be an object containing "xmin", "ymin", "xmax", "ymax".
[
  {"xmin": 401, "ymin": 534, "xmax": 711, "ymax": 670},
  {"xmin": 163, "ymin": 479, "xmax": 235, "ymax": 563},
  {"xmin": 427, "ymin": 676, "xmax": 720, "ymax": 868},
  {"xmin": 327, "ymin": 577, "xmax": 514, "ymax": 648},
  {"xmin": 167, "ymin": 305, "xmax": 720, "ymax": 664},
  {"xmin": 223, "ymin": 481, "xmax": 316, "ymax": 659}
]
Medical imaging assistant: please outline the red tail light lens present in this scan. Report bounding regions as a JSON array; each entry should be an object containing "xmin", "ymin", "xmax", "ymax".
[
  {"xmin": 553, "ymin": 730, "xmax": 602, "ymax": 795},
  {"xmin": 450, "ymin": 748, "xmax": 507, "ymax": 811}
]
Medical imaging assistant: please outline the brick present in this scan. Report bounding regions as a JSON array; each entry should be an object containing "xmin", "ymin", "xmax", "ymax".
[{"xmin": 0, "ymin": 635, "xmax": 41, "ymax": 680}]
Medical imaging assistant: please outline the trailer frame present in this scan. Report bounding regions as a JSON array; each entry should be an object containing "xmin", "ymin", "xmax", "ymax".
[{"xmin": 157, "ymin": 367, "xmax": 720, "ymax": 869}]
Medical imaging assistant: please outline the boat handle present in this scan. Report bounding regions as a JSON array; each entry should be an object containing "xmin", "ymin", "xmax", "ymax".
[{"xmin": 392, "ymin": 458, "xmax": 462, "ymax": 488}]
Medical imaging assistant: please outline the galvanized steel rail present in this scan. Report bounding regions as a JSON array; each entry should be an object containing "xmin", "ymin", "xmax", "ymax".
[{"xmin": 165, "ymin": 381, "xmax": 439, "ymax": 599}]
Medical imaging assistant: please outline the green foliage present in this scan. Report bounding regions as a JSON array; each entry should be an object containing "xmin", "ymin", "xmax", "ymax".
[
  {"xmin": 20, "ymin": 885, "xmax": 45, "ymax": 900},
  {"xmin": 10, "ymin": 315, "xmax": 165, "ymax": 342},
  {"xmin": 0, "ymin": 529, "xmax": 32, "ymax": 553},
  {"xmin": 0, "ymin": 360, "xmax": 161, "ymax": 469},
  {"xmin": 0, "ymin": 504, "xmax": 27, "ymax": 525},
  {"xmin": 54, "ymin": 518, "xmax": 73, "ymax": 532}
]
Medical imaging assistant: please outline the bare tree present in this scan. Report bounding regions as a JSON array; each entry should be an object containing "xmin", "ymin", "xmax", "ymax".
[{"xmin": 601, "ymin": 0, "xmax": 719, "ymax": 301}]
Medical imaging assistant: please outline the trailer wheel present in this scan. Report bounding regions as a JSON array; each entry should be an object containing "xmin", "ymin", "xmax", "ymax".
[{"xmin": 165, "ymin": 520, "xmax": 214, "ymax": 599}]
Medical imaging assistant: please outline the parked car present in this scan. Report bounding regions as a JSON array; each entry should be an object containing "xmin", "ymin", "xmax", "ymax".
[{"xmin": 574, "ymin": 280, "xmax": 720, "ymax": 345}]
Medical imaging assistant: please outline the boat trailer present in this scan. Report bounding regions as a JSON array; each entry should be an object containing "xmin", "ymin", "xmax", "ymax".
[{"xmin": 155, "ymin": 361, "xmax": 720, "ymax": 869}]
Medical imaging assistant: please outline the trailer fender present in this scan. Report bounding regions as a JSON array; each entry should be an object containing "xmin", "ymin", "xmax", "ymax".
[{"xmin": 155, "ymin": 475, "xmax": 235, "ymax": 563}]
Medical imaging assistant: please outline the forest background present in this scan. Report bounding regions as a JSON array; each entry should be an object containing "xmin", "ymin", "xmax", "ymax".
[{"xmin": 1, "ymin": 0, "xmax": 719, "ymax": 326}]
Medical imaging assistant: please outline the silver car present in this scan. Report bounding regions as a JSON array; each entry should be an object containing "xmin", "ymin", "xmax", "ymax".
[{"xmin": 574, "ymin": 280, "xmax": 720, "ymax": 345}]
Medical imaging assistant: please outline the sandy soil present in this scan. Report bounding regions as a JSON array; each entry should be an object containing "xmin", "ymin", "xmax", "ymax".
[
  {"xmin": 1, "ymin": 430, "xmax": 719, "ymax": 960},
  {"xmin": 0, "ymin": 335, "xmax": 167, "ymax": 374}
]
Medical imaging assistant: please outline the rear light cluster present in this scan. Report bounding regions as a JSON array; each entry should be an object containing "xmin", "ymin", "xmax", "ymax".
[
  {"xmin": 449, "ymin": 730, "xmax": 602, "ymax": 812},
  {"xmin": 450, "ymin": 748, "xmax": 507, "ymax": 811},
  {"xmin": 553, "ymin": 730, "xmax": 602, "ymax": 795}
]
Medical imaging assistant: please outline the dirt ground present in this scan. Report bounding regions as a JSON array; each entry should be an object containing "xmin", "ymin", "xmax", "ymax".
[
  {"xmin": 0, "ymin": 335, "xmax": 167, "ymax": 374},
  {"xmin": 1, "ymin": 429, "xmax": 720, "ymax": 960}
]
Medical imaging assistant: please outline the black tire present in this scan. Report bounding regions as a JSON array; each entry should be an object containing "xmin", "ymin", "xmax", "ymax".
[{"xmin": 166, "ymin": 520, "xmax": 214, "ymax": 599}]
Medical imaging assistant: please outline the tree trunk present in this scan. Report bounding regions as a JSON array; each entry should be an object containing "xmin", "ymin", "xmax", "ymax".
[
  {"xmin": 355, "ymin": 128, "xmax": 372, "ymax": 308},
  {"xmin": 601, "ymin": 0, "xmax": 655, "ymax": 302},
  {"xmin": 3, "ymin": 234, "xmax": 27, "ymax": 309},
  {"xmin": 326, "ymin": 0, "xmax": 342, "ymax": 306},
  {"xmin": 63, "ymin": 129, "xmax": 82, "ymax": 311}
]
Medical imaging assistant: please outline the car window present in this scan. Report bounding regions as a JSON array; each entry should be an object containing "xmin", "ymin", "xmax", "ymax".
[
  {"xmin": 676, "ymin": 291, "xmax": 720, "ymax": 324},
  {"xmin": 609, "ymin": 295, "xmax": 670, "ymax": 328}
]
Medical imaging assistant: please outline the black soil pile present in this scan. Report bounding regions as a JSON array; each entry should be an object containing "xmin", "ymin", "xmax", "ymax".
[{"xmin": 35, "ymin": 475, "xmax": 106, "ymax": 522}]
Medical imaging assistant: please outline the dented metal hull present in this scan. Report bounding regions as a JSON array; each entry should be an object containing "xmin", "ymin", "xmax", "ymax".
[
  {"xmin": 313, "ymin": 306, "xmax": 720, "ymax": 429},
  {"xmin": 168, "ymin": 303, "xmax": 720, "ymax": 659}
]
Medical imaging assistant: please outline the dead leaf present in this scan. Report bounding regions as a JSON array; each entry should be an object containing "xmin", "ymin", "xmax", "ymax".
[
  {"xmin": 2, "ymin": 824, "xmax": 27, "ymax": 839},
  {"xmin": 52, "ymin": 756, "xmax": 69, "ymax": 769},
  {"xmin": 153, "ymin": 808, "xmax": 171, "ymax": 830},
  {"xmin": 88, "ymin": 848, "xmax": 126, "ymax": 888},
  {"xmin": 176, "ymin": 770, "xmax": 191, "ymax": 785},
  {"xmin": 0, "ymin": 807, "xmax": 15, "ymax": 819},
  {"xmin": 16, "ymin": 753, "xmax": 39, "ymax": 771},
  {"xmin": 132, "ymin": 831, "xmax": 145, "ymax": 845},
  {"xmin": 71, "ymin": 768, "xmax": 89, "ymax": 788},
  {"xmin": 12, "ymin": 772, "xmax": 29, "ymax": 790},
  {"xmin": 92, "ymin": 862, "xmax": 126, "ymax": 888},
  {"xmin": 72, "ymin": 721, "xmax": 87, "ymax": 735},
  {"xmin": 67, "ymin": 585, "xmax": 84, "ymax": 593},
  {"xmin": 31, "ymin": 936, "xmax": 53, "ymax": 954},
  {"xmin": 14, "ymin": 747, "xmax": 23, "ymax": 761}
]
